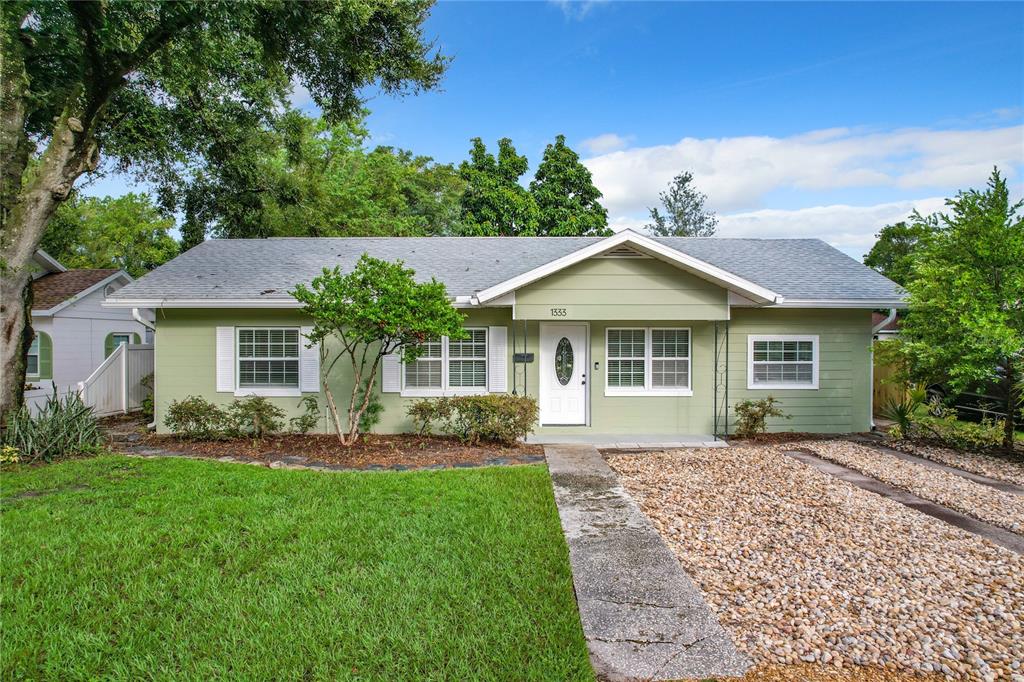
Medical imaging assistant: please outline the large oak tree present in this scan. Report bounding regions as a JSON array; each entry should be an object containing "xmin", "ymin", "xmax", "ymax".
[{"xmin": 0, "ymin": 0, "xmax": 446, "ymax": 421}]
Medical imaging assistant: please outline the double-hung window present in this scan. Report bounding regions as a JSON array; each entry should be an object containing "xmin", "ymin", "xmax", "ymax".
[
  {"xmin": 606, "ymin": 328, "xmax": 691, "ymax": 396},
  {"xmin": 403, "ymin": 329, "xmax": 488, "ymax": 395},
  {"xmin": 26, "ymin": 336, "xmax": 40, "ymax": 378},
  {"xmin": 237, "ymin": 328, "xmax": 300, "ymax": 390},
  {"xmin": 748, "ymin": 335, "xmax": 818, "ymax": 389}
]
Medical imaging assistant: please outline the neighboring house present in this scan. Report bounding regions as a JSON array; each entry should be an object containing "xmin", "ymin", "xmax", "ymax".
[
  {"xmin": 25, "ymin": 250, "xmax": 153, "ymax": 412},
  {"xmin": 105, "ymin": 230, "xmax": 905, "ymax": 437}
]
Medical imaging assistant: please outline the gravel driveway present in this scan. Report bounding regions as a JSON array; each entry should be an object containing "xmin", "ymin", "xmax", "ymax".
[
  {"xmin": 606, "ymin": 445, "xmax": 1023, "ymax": 681},
  {"xmin": 794, "ymin": 440, "xmax": 1024, "ymax": 534},
  {"xmin": 886, "ymin": 441, "xmax": 1024, "ymax": 487}
]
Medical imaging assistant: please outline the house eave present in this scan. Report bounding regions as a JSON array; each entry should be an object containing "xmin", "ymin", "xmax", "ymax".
[{"xmin": 768, "ymin": 298, "xmax": 908, "ymax": 309}]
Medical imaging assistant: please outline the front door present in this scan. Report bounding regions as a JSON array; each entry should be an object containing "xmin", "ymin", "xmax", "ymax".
[{"xmin": 540, "ymin": 323, "xmax": 588, "ymax": 425}]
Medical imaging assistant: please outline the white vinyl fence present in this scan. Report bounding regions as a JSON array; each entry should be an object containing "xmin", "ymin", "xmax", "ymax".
[{"xmin": 77, "ymin": 343, "xmax": 154, "ymax": 417}]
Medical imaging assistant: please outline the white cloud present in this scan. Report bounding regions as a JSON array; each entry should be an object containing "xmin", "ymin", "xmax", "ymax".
[
  {"xmin": 549, "ymin": 0, "xmax": 606, "ymax": 20},
  {"xmin": 580, "ymin": 133, "xmax": 632, "ymax": 155},
  {"xmin": 716, "ymin": 197, "xmax": 949, "ymax": 258},
  {"xmin": 584, "ymin": 124, "xmax": 1024, "ymax": 216}
]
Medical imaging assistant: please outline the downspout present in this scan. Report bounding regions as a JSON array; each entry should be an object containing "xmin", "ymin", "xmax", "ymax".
[
  {"xmin": 132, "ymin": 308, "xmax": 157, "ymax": 429},
  {"xmin": 869, "ymin": 308, "xmax": 898, "ymax": 430},
  {"xmin": 132, "ymin": 308, "xmax": 155, "ymax": 332}
]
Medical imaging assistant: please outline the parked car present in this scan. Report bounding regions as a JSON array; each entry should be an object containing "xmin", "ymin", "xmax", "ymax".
[{"xmin": 926, "ymin": 372, "xmax": 1023, "ymax": 424}]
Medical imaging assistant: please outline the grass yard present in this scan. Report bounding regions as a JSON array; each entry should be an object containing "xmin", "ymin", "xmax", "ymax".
[{"xmin": 1, "ymin": 456, "xmax": 592, "ymax": 681}]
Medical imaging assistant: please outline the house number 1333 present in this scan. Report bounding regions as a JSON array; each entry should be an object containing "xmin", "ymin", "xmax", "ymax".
[{"xmin": 550, "ymin": 307, "xmax": 567, "ymax": 317}]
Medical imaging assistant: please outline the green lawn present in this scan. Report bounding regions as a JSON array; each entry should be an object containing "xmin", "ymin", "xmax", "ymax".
[{"xmin": 1, "ymin": 456, "xmax": 592, "ymax": 680}]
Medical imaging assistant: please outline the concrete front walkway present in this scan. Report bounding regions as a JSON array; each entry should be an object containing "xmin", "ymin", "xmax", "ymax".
[{"xmin": 545, "ymin": 444, "xmax": 749, "ymax": 681}]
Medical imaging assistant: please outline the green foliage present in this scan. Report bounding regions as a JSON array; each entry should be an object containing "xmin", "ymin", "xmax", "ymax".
[
  {"xmin": 733, "ymin": 396, "xmax": 789, "ymax": 437},
  {"xmin": 165, "ymin": 396, "xmax": 228, "ymax": 440},
  {"xmin": 41, "ymin": 194, "xmax": 179, "ymax": 276},
  {"xmin": 458, "ymin": 138, "xmax": 540, "ymax": 236},
  {"xmin": 881, "ymin": 385, "xmax": 927, "ymax": 438},
  {"xmin": 898, "ymin": 168, "xmax": 1023, "ymax": 448},
  {"xmin": 898, "ymin": 402, "xmax": 1005, "ymax": 451},
  {"xmin": 180, "ymin": 112, "xmax": 467, "ymax": 242},
  {"xmin": 645, "ymin": 171, "xmax": 718, "ymax": 237},
  {"xmin": 140, "ymin": 373, "xmax": 155, "ymax": 422},
  {"xmin": 10, "ymin": 0, "xmax": 448, "ymax": 184},
  {"xmin": 406, "ymin": 395, "xmax": 539, "ymax": 445},
  {"xmin": 291, "ymin": 255, "xmax": 465, "ymax": 444},
  {"xmin": 0, "ymin": 445, "xmax": 20, "ymax": 465},
  {"xmin": 289, "ymin": 396, "xmax": 322, "ymax": 435},
  {"xmin": 1, "ymin": 389, "xmax": 103, "ymax": 463},
  {"xmin": 407, "ymin": 397, "xmax": 454, "ymax": 436},
  {"xmin": 862, "ymin": 219, "xmax": 936, "ymax": 287},
  {"xmin": 356, "ymin": 380, "xmax": 384, "ymax": 433},
  {"xmin": 529, "ymin": 135, "xmax": 611, "ymax": 237},
  {"xmin": 227, "ymin": 396, "xmax": 285, "ymax": 439}
]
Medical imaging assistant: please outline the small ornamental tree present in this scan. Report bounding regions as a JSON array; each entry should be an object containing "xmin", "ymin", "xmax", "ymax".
[{"xmin": 291, "ymin": 255, "xmax": 465, "ymax": 445}]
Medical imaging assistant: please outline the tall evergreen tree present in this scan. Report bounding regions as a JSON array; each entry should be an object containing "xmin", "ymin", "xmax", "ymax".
[
  {"xmin": 646, "ymin": 171, "xmax": 718, "ymax": 237},
  {"xmin": 529, "ymin": 135, "xmax": 610, "ymax": 236},
  {"xmin": 458, "ymin": 138, "xmax": 539, "ymax": 236}
]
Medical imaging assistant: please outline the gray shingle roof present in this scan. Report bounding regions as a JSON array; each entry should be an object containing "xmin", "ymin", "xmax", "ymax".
[{"xmin": 109, "ymin": 235, "xmax": 903, "ymax": 305}]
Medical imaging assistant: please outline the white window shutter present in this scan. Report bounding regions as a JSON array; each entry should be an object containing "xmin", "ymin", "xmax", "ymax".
[
  {"xmin": 381, "ymin": 354, "xmax": 400, "ymax": 393},
  {"xmin": 215, "ymin": 326, "xmax": 234, "ymax": 392},
  {"xmin": 487, "ymin": 326, "xmax": 508, "ymax": 393},
  {"xmin": 300, "ymin": 327, "xmax": 320, "ymax": 392}
]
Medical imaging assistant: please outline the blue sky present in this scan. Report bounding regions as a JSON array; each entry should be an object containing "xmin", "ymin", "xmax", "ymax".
[{"xmin": 90, "ymin": 1, "xmax": 1024, "ymax": 258}]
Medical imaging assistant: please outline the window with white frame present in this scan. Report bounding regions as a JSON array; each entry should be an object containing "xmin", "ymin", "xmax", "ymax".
[
  {"xmin": 26, "ymin": 336, "xmax": 40, "ymax": 377},
  {"xmin": 748, "ymin": 335, "xmax": 818, "ymax": 389},
  {"xmin": 403, "ymin": 329, "xmax": 488, "ymax": 394},
  {"xmin": 606, "ymin": 328, "xmax": 691, "ymax": 395},
  {"xmin": 111, "ymin": 333, "xmax": 131, "ymax": 349},
  {"xmin": 237, "ymin": 328, "xmax": 300, "ymax": 388}
]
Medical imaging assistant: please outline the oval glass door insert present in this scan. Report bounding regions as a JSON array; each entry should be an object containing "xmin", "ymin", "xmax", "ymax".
[{"xmin": 555, "ymin": 337, "xmax": 574, "ymax": 385}]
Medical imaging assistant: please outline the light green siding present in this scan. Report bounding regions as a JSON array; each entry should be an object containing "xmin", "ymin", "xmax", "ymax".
[
  {"xmin": 726, "ymin": 308, "xmax": 873, "ymax": 433},
  {"xmin": 515, "ymin": 258, "xmax": 728, "ymax": 321},
  {"xmin": 154, "ymin": 306, "xmax": 873, "ymax": 436}
]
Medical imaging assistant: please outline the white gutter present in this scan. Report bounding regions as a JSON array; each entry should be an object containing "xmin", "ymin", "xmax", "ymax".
[{"xmin": 132, "ymin": 307, "xmax": 156, "ymax": 332}]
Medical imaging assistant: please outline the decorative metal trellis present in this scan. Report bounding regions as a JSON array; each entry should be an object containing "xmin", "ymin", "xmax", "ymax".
[{"xmin": 713, "ymin": 320, "xmax": 730, "ymax": 439}]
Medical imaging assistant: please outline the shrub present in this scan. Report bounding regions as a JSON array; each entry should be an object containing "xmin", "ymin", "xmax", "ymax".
[
  {"xmin": 882, "ymin": 385, "xmax": 927, "ymax": 440},
  {"xmin": 289, "ymin": 396, "xmax": 322, "ymax": 434},
  {"xmin": 733, "ymin": 396, "xmax": 789, "ymax": 438},
  {"xmin": 356, "ymin": 380, "xmax": 384, "ymax": 433},
  {"xmin": 227, "ymin": 395, "xmax": 285, "ymax": 439},
  {"xmin": 2, "ymin": 389, "xmax": 103, "ymax": 463},
  {"xmin": 407, "ymin": 395, "xmax": 538, "ymax": 445},
  {"xmin": 1, "ymin": 444, "xmax": 22, "ymax": 465},
  {"xmin": 407, "ymin": 397, "xmax": 454, "ymax": 436},
  {"xmin": 140, "ymin": 373, "xmax": 155, "ymax": 422},
  {"xmin": 165, "ymin": 396, "xmax": 228, "ymax": 440}
]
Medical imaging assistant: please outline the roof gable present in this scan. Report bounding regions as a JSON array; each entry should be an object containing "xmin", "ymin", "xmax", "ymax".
[
  {"xmin": 31, "ymin": 269, "xmax": 125, "ymax": 314},
  {"xmin": 475, "ymin": 231, "xmax": 782, "ymax": 305}
]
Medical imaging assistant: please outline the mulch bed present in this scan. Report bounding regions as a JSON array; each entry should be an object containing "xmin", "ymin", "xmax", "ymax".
[{"xmin": 120, "ymin": 432, "xmax": 545, "ymax": 470}]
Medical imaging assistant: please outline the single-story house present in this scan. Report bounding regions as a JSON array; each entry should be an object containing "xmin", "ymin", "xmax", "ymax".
[
  {"xmin": 105, "ymin": 230, "xmax": 905, "ymax": 438},
  {"xmin": 25, "ymin": 250, "xmax": 153, "ymax": 412}
]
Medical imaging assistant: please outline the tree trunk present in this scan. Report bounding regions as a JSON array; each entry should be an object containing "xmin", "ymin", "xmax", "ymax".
[{"xmin": 0, "ymin": 106, "xmax": 100, "ymax": 425}]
